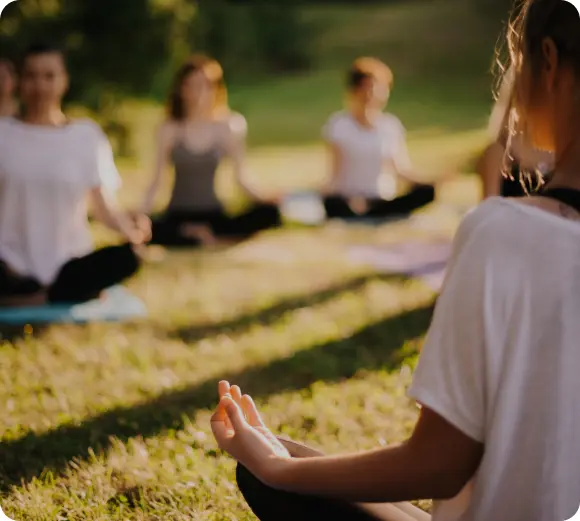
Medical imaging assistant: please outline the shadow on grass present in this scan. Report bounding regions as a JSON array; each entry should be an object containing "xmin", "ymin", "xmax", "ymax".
[
  {"xmin": 0, "ymin": 303, "xmax": 434, "ymax": 490},
  {"xmin": 172, "ymin": 273, "xmax": 408, "ymax": 343}
]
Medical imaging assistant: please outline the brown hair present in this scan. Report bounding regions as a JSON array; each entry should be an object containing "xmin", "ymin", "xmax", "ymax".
[
  {"xmin": 0, "ymin": 58, "xmax": 15, "ymax": 75},
  {"xmin": 346, "ymin": 57, "xmax": 394, "ymax": 92},
  {"xmin": 495, "ymin": 0, "xmax": 580, "ymax": 187},
  {"xmin": 501, "ymin": 0, "xmax": 580, "ymax": 146},
  {"xmin": 168, "ymin": 54, "xmax": 229, "ymax": 121}
]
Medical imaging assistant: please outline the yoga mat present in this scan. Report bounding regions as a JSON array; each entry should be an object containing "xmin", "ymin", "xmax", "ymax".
[
  {"xmin": 0, "ymin": 286, "xmax": 147, "ymax": 325},
  {"xmin": 280, "ymin": 191, "xmax": 326, "ymax": 225},
  {"xmin": 347, "ymin": 241, "xmax": 452, "ymax": 291}
]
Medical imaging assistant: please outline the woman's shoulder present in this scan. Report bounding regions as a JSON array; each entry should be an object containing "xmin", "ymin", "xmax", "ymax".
[
  {"xmin": 67, "ymin": 117, "xmax": 109, "ymax": 142},
  {"xmin": 322, "ymin": 111, "xmax": 351, "ymax": 141},
  {"xmin": 379, "ymin": 112, "xmax": 406, "ymax": 133},
  {"xmin": 0, "ymin": 116, "xmax": 15, "ymax": 133},
  {"xmin": 453, "ymin": 196, "xmax": 567, "ymax": 256},
  {"xmin": 324, "ymin": 110, "xmax": 349, "ymax": 127},
  {"xmin": 157, "ymin": 119, "xmax": 180, "ymax": 137},
  {"xmin": 218, "ymin": 111, "xmax": 247, "ymax": 137}
]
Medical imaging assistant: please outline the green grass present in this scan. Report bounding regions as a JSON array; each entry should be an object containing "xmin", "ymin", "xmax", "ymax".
[
  {"xmin": 0, "ymin": 165, "xmax": 480, "ymax": 521},
  {"xmin": 0, "ymin": 1, "xmax": 495, "ymax": 519}
]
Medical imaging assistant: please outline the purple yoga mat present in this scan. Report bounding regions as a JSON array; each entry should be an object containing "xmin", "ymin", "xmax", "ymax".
[{"xmin": 347, "ymin": 241, "xmax": 452, "ymax": 291}]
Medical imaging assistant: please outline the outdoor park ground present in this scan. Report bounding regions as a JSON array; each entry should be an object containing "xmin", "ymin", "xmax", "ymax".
[{"xmin": 0, "ymin": 1, "xmax": 505, "ymax": 519}]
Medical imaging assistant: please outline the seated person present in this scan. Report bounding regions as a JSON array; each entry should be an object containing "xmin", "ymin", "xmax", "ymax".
[
  {"xmin": 0, "ymin": 57, "xmax": 17, "ymax": 117},
  {"xmin": 476, "ymin": 65, "xmax": 554, "ymax": 199},
  {"xmin": 142, "ymin": 55, "xmax": 281, "ymax": 247},
  {"xmin": 0, "ymin": 44, "xmax": 150, "ymax": 307},
  {"xmin": 210, "ymin": 2, "xmax": 580, "ymax": 519},
  {"xmin": 321, "ymin": 57, "xmax": 436, "ymax": 220}
]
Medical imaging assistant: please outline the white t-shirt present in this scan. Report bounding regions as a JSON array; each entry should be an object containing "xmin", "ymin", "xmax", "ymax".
[
  {"xmin": 408, "ymin": 197, "xmax": 580, "ymax": 521},
  {"xmin": 0, "ymin": 117, "xmax": 121, "ymax": 285},
  {"xmin": 322, "ymin": 111, "xmax": 412, "ymax": 198}
]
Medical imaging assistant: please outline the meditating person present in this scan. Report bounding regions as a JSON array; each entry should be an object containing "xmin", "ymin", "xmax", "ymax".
[
  {"xmin": 320, "ymin": 57, "xmax": 437, "ymax": 220},
  {"xmin": 0, "ymin": 43, "xmax": 150, "ymax": 306},
  {"xmin": 210, "ymin": 1, "xmax": 580, "ymax": 520},
  {"xmin": 476, "ymin": 65, "xmax": 555, "ymax": 198},
  {"xmin": 143, "ymin": 54, "xmax": 281, "ymax": 247},
  {"xmin": 0, "ymin": 58, "xmax": 17, "ymax": 117}
]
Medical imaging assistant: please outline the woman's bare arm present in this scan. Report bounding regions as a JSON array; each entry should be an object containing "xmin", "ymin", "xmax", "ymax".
[
  {"xmin": 224, "ymin": 114, "xmax": 272, "ymax": 202},
  {"xmin": 91, "ymin": 188, "xmax": 149, "ymax": 245},
  {"xmin": 142, "ymin": 122, "xmax": 175, "ymax": 214},
  {"xmin": 321, "ymin": 141, "xmax": 341, "ymax": 195},
  {"xmin": 270, "ymin": 406, "xmax": 483, "ymax": 503},
  {"xmin": 476, "ymin": 142, "xmax": 505, "ymax": 199}
]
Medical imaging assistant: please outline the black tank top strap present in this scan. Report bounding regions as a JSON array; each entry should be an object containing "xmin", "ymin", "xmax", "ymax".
[{"xmin": 540, "ymin": 187, "xmax": 580, "ymax": 214}]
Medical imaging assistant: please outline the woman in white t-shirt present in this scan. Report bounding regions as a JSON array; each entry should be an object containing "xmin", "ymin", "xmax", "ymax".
[
  {"xmin": 209, "ymin": 2, "xmax": 580, "ymax": 521},
  {"xmin": 321, "ymin": 57, "xmax": 436, "ymax": 219},
  {"xmin": 0, "ymin": 43, "xmax": 150, "ymax": 306}
]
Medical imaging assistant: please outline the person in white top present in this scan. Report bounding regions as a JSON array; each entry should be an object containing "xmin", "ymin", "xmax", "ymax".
[
  {"xmin": 0, "ymin": 58, "xmax": 17, "ymax": 118},
  {"xmin": 321, "ymin": 57, "xmax": 437, "ymax": 220},
  {"xmin": 476, "ymin": 64, "xmax": 555, "ymax": 199},
  {"xmin": 0, "ymin": 43, "xmax": 151, "ymax": 306},
  {"xmin": 208, "ymin": 1, "xmax": 580, "ymax": 520}
]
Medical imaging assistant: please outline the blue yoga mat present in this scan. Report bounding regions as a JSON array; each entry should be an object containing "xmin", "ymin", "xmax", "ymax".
[{"xmin": 0, "ymin": 286, "xmax": 147, "ymax": 325}]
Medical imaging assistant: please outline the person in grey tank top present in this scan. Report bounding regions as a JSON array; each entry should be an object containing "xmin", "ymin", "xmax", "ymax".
[{"xmin": 142, "ymin": 55, "xmax": 281, "ymax": 246}]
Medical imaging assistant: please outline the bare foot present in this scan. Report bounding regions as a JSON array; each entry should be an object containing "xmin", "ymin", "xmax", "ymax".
[
  {"xmin": 0, "ymin": 291, "xmax": 47, "ymax": 308},
  {"xmin": 348, "ymin": 197, "xmax": 369, "ymax": 215},
  {"xmin": 180, "ymin": 223, "xmax": 218, "ymax": 246}
]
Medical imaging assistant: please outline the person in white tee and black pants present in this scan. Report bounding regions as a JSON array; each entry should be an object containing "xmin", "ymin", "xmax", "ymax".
[
  {"xmin": 0, "ymin": 43, "xmax": 151, "ymax": 306},
  {"xmin": 321, "ymin": 57, "xmax": 436, "ymax": 220}
]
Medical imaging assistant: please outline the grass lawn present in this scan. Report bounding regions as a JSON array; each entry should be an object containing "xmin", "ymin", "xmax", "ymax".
[{"xmin": 0, "ymin": 0, "xmax": 499, "ymax": 519}]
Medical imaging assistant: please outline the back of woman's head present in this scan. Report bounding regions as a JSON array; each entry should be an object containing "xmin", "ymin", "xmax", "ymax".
[
  {"xmin": 168, "ymin": 54, "xmax": 229, "ymax": 121},
  {"xmin": 502, "ymin": 0, "xmax": 580, "ymax": 153}
]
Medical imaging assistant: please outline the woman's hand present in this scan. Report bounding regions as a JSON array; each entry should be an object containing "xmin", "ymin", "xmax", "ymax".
[
  {"xmin": 211, "ymin": 381, "xmax": 290, "ymax": 485},
  {"xmin": 90, "ymin": 189, "xmax": 151, "ymax": 245},
  {"xmin": 127, "ymin": 211, "xmax": 152, "ymax": 244},
  {"xmin": 119, "ymin": 211, "xmax": 152, "ymax": 246}
]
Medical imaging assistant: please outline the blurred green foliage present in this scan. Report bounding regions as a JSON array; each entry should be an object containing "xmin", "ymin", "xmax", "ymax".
[
  {"xmin": 0, "ymin": 0, "xmax": 314, "ymax": 155},
  {"xmin": 0, "ymin": 0, "xmax": 313, "ymax": 105},
  {"xmin": 0, "ymin": 0, "xmax": 512, "ymax": 157},
  {"xmin": 194, "ymin": 0, "xmax": 313, "ymax": 78}
]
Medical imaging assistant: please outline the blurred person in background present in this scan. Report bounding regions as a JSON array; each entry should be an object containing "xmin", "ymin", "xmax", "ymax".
[
  {"xmin": 0, "ymin": 43, "xmax": 150, "ymax": 307},
  {"xmin": 0, "ymin": 58, "xmax": 17, "ymax": 117},
  {"xmin": 476, "ymin": 65, "xmax": 554, "ymax": 198},
  {"xmin": 320, "ymin": 57, "xmax": 438, "ymax": 220},
  {"xmin": 142, "ymin": 54, "xmax": 282, "ymax": 247}
]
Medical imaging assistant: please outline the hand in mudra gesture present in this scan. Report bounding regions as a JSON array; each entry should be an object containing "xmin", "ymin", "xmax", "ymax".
[{"xmin": 211, "ymin": 381, "xmax": 290, "ymax": 482}]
